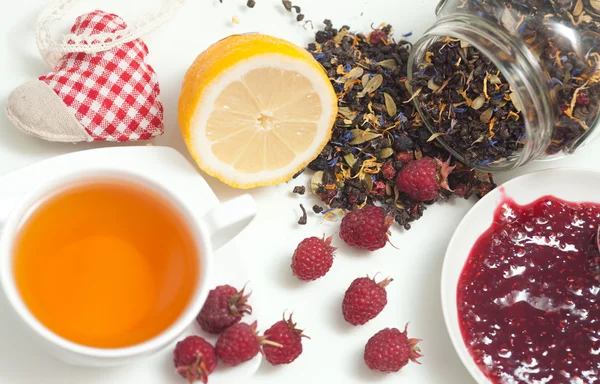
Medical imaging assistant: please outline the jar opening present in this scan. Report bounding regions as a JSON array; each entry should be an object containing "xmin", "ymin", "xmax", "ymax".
[{"xmin": 408, "ymin": 14, "xmax": 554, "ymax": 172}]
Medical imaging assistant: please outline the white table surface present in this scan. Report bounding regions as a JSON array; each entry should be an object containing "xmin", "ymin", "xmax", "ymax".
[{"xmin": 1, "ymin": 1, "xmax": 599, "ymax": 383}]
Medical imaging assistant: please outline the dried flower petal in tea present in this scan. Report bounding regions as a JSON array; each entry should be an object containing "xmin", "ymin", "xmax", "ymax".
[{"xmin": 306, "ymin": 21, "xmax": 496, "ymax": 229}]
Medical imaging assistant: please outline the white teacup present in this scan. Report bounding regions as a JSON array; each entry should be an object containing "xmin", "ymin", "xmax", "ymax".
[{"xmin": 0, "ymin": 168, "xmax": 255, "ymax": 367}]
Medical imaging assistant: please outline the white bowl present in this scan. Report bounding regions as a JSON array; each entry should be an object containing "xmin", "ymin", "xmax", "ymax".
[{"xmin": 441, "ymin": 167, "xmax": 600, "ymax": 384}]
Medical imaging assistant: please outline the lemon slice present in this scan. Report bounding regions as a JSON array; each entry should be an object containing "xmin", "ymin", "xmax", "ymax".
[{"xmin": 178, "ymin": 34, "xmax": 338, "ymax": 189}]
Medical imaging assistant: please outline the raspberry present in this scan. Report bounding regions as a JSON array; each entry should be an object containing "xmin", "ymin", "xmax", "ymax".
[
  {"xmin": 577, "ymin": 92, "xmax": 591, "ymax": 105},
  {"xmin": 215, "ymin": 322, "xmax": 280, "ymax": 366},
  {"xmin": 291, "ymin": 235, "xmax": 336, "ymax": 281},
  {"xmin": 339, "ymin": 205, "xmax": 393, "ymax": 251},
  {"xmin": 173, "ymin": 336, "xmax": 218, "ymax": 383},
  {"xmin": 395, "ymin": 151, "xmax": 414, "ymax": 164},
  {"xmin": 382, "ymin": 161, "xmax": 396, "ymax": 180},
  {"xmin": 369, "ymin": 30, "xmax": 387, "ymax": 45},
  {"xmin": 196, "ymin": 285, "xmax": 251, "ymax": 334},
  {"xmin": 342, "ymin": 276, "xmax": 392, "ymax": 325},
  {"xmin": 318, "ymin": 188, "xmax": 337, "ymax": 204},
  {"xmin": 371, "ymin": 181, "xmax": 386, "ymax": 197},
  {"xmin": 395, "ymin": 157, "xmax": 455, "ymax": 201},
  {"xmin": 364, "ymin": 324, "xmax": 422, "ymax": 373},
  {"xmin": 263, "ymin": 314, "xmax": 308, "ymax": 365}
]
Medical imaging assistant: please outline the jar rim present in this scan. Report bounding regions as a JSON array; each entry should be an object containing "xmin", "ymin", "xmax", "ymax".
[{"xmin": 408, "ymin": 14, "xmax": 555, "ymax": 172}]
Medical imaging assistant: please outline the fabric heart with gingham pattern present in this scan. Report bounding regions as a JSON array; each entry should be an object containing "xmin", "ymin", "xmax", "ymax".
[{"xmin": 6, "ymin": 10, "xmax": 164, "ymax": 142}]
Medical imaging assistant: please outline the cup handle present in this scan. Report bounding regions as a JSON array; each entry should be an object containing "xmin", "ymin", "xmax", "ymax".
[{"xmin": 202, "ymin": 194, "xmax": 256, "ymax": 251}]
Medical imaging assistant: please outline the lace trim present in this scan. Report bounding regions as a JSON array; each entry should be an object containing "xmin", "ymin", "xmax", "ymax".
[{"xmin": 35, "ymin": 0, "xmax": 184, "ymax": 66}]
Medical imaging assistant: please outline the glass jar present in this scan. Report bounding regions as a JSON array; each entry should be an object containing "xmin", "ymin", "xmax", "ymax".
[{"xmin": 408, "ymin": 0, "xmax": 600, "ymax": 172}]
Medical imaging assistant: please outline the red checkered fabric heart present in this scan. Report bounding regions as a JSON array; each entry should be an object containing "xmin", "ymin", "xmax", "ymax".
[{"xmin": 6, "ymin": 10, "xmax": 164, "ymax": 142}]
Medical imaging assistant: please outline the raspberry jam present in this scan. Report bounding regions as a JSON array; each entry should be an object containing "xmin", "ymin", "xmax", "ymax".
[{"xmin": 458, "ymin": 195, "xmax": 600, "ymax": 383}]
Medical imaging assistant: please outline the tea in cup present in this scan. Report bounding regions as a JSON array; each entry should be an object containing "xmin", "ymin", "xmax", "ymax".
[{"xmin": 0, "ymin": 169, "xmax": 255, "ymax": 366}]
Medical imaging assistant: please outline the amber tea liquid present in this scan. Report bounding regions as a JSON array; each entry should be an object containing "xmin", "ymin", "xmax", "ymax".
[{"xmin": 13, "ymin": 180, "xmax": 199, "ymax": 348}]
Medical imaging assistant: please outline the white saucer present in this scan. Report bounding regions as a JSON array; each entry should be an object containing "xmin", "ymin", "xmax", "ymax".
[
  {"xmin": 0, "ymin": 146, "xmax": 261, "ymax": 383},
  {"xmin": 441, "ymin": 168, "xmax": 600, "ymax": 384}
]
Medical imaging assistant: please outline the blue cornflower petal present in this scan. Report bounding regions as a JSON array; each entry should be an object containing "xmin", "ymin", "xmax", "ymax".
[{"xmin": 397, "ymin": 112, "xmax": 408, "ymax": 123}]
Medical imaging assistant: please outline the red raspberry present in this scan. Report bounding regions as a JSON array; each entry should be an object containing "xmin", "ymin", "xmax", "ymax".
[
  {"xmin": 382, "ymin": 161, "xmax": 396, "ymax": 180},
  {"xmin": 342, "ymin": 276, "xmax": 392, "ymax": 325},
  {"xmin": 577, "ymin": 92, "xmax": 591, "ymax": 105},
  {"xmin": 369, "ymin": 30, "xmax": 387, "ymax": 45},
  {"xmin": 215, "ymin": 322, "xmax": 280, "ymax": 366},
  {"xmin": 196, "ymin": 285, "xmax": 252, "ymax": 334},
  {"xmin": 395, "ymin": 151, "xmax": 414, "ymax": 164},
  {"xmin": 173, "ymin": 336, "xmax": 218, "ymax": 384},
  {"xmin": 395, "ymin": 157, "xmax": 455, "ymax": 201},
  {"xmin": 263, "ymin": 314, "xmax": 308, "ymax": 365},
  {"xmin": 291, "ymin": 235, "xmax": 336, "ymax": 281},
  {"xmin": 318, "ymin": 188, "xmax": 337, "ymax": 204},
  {"xmin": 339, "ymin": 205, "xmax": 393, "ymax": 251},
  {"xmin": 371, "ymin": 181, "xmax": 386, "ymax": 197},
  {"xmin": 364, "ymin": 324, "xmax": 422, "ymax": 373}
]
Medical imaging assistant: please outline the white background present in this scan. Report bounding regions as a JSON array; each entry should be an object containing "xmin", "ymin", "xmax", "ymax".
[{"xmin": 1, "ymin": 0, "xmax": 599, "ymax": 383}]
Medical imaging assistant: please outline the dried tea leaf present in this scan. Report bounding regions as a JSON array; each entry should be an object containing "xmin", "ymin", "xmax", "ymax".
[
  {"xmin": 500, "ymin": 8, "xmax": 517, "ymax": 30},
  {"xmin": 591, "ymin": 0, "xmax": 600, "ymax": 11},
  {"xmin": 414, "ymin": 147, "xmax": 423, "ymax": 160},
  {"xmin": 385, "ymin": 183, "xmax": 393, "ymax": 196},
  {"xmin": 358, "ymin": 74, "xmax": 383, "ymax": 97},
  {"xmin": 489, "ymin": 74, "xmax": 501, "ymax": 85},
  {"xmin": 379, "ymin": 147, "xmax": 394, "ymax": 159},
  {"xmin": 342, "ymin": 119, "xmax": 353, "ymax": 125},
  {"xmin": 427, "ymin": 132, "xmax": 445, "ymax": 142},
  {"xmin": 361, "ymin": 73, "xmax": 370, "ymax": 86},
  {"xmin": 471, "ymin": 95, "xmax": 486, "ymax": 110},
  {"xmin": 383, "ymin": 93, "xmax": 397, "ymax": 117},
  {"xmin": 460, "ymin": 40, "xmax": 471, "ymax": 48},
  {"xmin": 433, "ymin": 77, "xmax": 452, "ymax": 94},
  {"xmin": 346, "ymin": 67, "xmax": 364, "ymax": 80},
  {"xmin": 377, "ymin": 59, "xmax": 397, "ymax": 70},
  {"xmin": 472, "ymin": 135, "xmax": 484, "ymax": 145},
  {"xmin": 427, "ymin": 78, "xmax": 440, "ymax": 91},
  {"xmin": 404, "ymin": 87, "xmax": 422, "ymax": 103},
  {"xmin": 466, "ymin": 70, "xmax": 474, "ymax": 85},
  {"xmin": 480, "ymin": 108, "xmax": 494, "ymax": 123},
  {"xmin": 310, "ymin": 171, "xmax": 324, "ymax": 194},
  {"xmin": 525, "ymin": 31, "xmax": 537, "ymax": 45},
  {"xmin": 350, "ymin": 129, "xmax": 382, "ymax": 144},
  {"xmin": 333, "ymin": 28, "xmax": 348, "ymax": 43},
  {"xmin": 362, "ymin": 174, "xmax": 373, "ymax": 194},
  {"xmin": 510, "ymin": 92, "xmax": 523, "ymax": 112},
  {"xmin": 574, "ymin": 0, "xmax": 583, "ymax": 15},
  {"xmin": 344, "ymin": 153, "xmax": 357, "ymax": 167},
  {"xmin": 338, "ymin": 107, "xmax": 357, "ymax": 119},
  {"xmin": 344, "ymin": 80, "xmax": 358, "ymax": 91}
]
